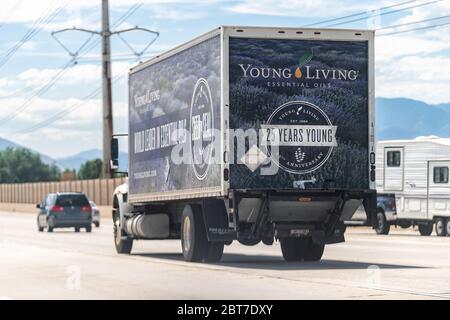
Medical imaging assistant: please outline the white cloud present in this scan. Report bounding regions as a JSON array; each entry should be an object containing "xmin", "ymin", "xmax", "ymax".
[
  {"xmin": 376, "ymin": 55, "xmax": 450, "ymax": 104},
  {"xmin": 224, "ymin": 0, "xmax": 372, "ymax": 18},
  {"xmin": 0, "ymin": 0, "xmax": 216, "ymax": 25},
  {"xmin": 374, "ymin": 1, "xmax": 450, "ymax": 103}
]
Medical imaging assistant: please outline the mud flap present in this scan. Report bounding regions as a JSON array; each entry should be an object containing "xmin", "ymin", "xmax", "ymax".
[
  {"xmin": 312, "ymin": 221, "xmax": 346, "ymax": 245},
  {"xmin": 202, "ymin": 199, "xmax": 236, "ymax": 242},
  {"xmin": 363, "ymin": 191, "xmax": 377, "ymax": 229}
]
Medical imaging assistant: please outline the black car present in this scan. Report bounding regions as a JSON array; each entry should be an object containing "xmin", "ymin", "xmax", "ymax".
[{"xmin": 37, "ymin": 192, "xmax": 93, "ymax": 233}]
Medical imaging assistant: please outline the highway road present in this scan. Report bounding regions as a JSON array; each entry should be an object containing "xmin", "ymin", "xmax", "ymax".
[{"xmin": 1, "ymin": 211, "xmax": 450, "ymax": 300}]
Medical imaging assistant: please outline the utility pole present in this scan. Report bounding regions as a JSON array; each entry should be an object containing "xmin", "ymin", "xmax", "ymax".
[
  {"xmin": 51, "ymin": 2, "xmax": 159, "ymax": 178},
  {"xmin": 102, "ymin": 0, "xmax": 113, "ymax": 178}
]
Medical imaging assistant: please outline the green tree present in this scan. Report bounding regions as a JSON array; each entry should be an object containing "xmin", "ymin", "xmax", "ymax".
[
  {"xmin": 0, "ymin": 147, "xmax": 60, "ymax": 183},
  {"xmin": 78, "ymin": 158, "xmax": 103, "ymax": 180}
]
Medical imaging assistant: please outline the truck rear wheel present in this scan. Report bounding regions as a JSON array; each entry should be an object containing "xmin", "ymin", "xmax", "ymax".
[
  {"xmin": 181, "ymin": 204, "xmax": 208, "ymax": 262},
  {"xmin": 375, "ymin": 210, "xmax": 390, "ymax": 235},
  {"xmin": 113, "ymin": 206, "xmax": 133, "ymax": 254},
  {"xmin": 304, "ymin": 240, "xmax": 325, "ymax": 262},
  {"xmin": 204, "ymin": 242, "xmax": 225, "ymax": 263},
  {"xmin": 435, "ymin": 218, "xmax": 447, "ymax": 237},
  {"xmin": 280, "ymin": 238, "xmax": 309, "ymax": 262},
  {"xmin": 418, "ymin": 223, "xmax": 433, "ymax": 236}
]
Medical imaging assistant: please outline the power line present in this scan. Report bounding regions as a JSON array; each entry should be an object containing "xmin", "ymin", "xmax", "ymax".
[
  {"xmin": 76, "ymin": 2, "xmax": 143, "ymax": 58},
  {"xmin": 376, "ymin": 14, "xmax": 450, "ymax": 30},
  {"xmin": 0, "ymin": 59, "xmax": 76, "ymax": 124},
  {"xmin": 0, "ymin": 1, "xmax": 144, "ymax": 128},
  {"xmin": 304, "ymin": 0, "xmax": 421, "ymax": 27},
  {"xmin": 9, "ymin": 2, "xmax": 145, "ymax": 135},
  {"xmin": 325, "ymin": 0, "xmax": 444, "ymax": 27},
  {"xmin": 0, "ymin": 2, "xmax": 68, "ymax": 70},
  {"xmin": 13, "ymin": 64, "xmax": 131, "ymax": 135},
  {"xmin": 377, "ymin": 19, "xmax": 450, "ymax": 36}
]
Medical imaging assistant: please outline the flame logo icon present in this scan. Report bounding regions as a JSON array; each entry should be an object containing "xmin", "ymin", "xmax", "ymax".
[{"xmin": 294, "ymin": 49, "xmax": 314, "ymax": 79}]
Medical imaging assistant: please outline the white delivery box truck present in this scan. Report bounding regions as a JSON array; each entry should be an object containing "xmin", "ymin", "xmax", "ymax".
[{"xmin": 110, "ymin": 26, "xmax": 376, "ymax": 262}]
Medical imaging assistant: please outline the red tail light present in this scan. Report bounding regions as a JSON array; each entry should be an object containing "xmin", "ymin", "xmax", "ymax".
[
  {"xmin": 81, "ymin": 205, "xmax": 92, "ymax": 213},
  {"xmin": 50, "ymin": 205, "xmax": 64, "ymax": 213}
]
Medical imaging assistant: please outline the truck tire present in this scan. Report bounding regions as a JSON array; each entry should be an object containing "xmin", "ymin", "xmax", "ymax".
[
  {"xmin": 86, "ymin": 225, "xmax": 92, "ymax": 233},
  {"xmin": 204, "ymin": 242, "xmax": 224, "ymax": 263},
  {"xmin": 435, "ymin": 218, "xmax": 447, "ymax": 237},
  {"xmin": 113, "ymin": 206, "xmax": 133, "ymax": 254},
  {"xmin": 304, "ymin": 240, "xmax": 325, "ymax": 262},
  {"xmin": 181, "ymin": 204, "xmax": 209, "ymax": 262},
  {"xmin": 375, "ymin": 209, "xmax": 390, "ymax": 235},
  {"xmin": 280, "ymin": 238, "xmax": 309, "ymax": 262},
  {"xmin": 446, "ymin": 219, "xmax": 450, "ymax": 237},
  {"xmin": 418, "ymin": 223, "xmax": 433, "ymax": 236}
]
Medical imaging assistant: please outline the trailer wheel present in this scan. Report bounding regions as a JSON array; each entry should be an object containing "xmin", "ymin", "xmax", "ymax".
[
  {"xmin": 181, "ymin": 204, "xmax": 208, "ymax": 262},
  {"xmin": 280, "ymin": 238, "xmax": 309, "ymax": 262},
  {"xmin": 304, "ymin": 240, "xmax": 325, "ymax": 262},
  {"xmin": 418, "ymin": 223, "xmax": 433, "ymax": 236},
  {"xmin": 113, "ymin": 206, "xmax": 133, "ymax": 254},
  {"xmin": 435, "ymin": 218, "xmax": 447, "ymax": 237},
  {"xmin": 375, "ymin": 209, "xmax": 390, "ymax": 235}
]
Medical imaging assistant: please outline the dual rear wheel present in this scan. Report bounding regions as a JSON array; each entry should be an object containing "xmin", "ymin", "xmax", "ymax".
[
  {"xmin": 280, "ymin": 237, "xmax": 325, "ymax": 262},
  {"xmin": 181, "ymin": 204, "xmax": 224, "ymax": 263}
]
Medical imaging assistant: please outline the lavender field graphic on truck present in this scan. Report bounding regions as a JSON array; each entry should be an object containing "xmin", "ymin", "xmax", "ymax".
[
  {"xmin": 128, "ymin": 35, "xmax": 221, "ymax": 196},
  {"xmin": 229, "ymin": 37, "xmax": 369, "ymax": 190}
]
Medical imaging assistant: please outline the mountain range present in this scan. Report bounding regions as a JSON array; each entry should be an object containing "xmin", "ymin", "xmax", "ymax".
[{"xmin": 0, "ymin": 97, "xmax": 449, "ymax": 170}]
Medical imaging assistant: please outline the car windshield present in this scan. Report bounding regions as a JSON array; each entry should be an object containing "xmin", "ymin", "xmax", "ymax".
[{"xmin": 56, "ymin": 194, "xmax": 89, "ymax": 207}]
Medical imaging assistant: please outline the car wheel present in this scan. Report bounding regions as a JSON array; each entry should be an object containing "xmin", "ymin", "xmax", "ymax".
[
  {"xmin": 47, "ymin": 226, "xmax": 53, "ymax": 233},
  {"xmin": 181, "ymin": 204, "xmax": 209, "ymax": 262},
  {"xmin": 435, "ymin": 218, "xmax": 446, "ymax": 237},
  {"xmin": 113, "ymin": 205, "xmax": 133, "ymax": 254},
  {"xmin": 418, "ymin": 223, "xmax": 433, "ymax": 236},
  {"xmin": 375, "ymin": 210, "xmax": 390, "ymax": 235},
  {"xmin": 37, "ymin": 218, "xmax": 44, "ymax": 232},
  {"xmin": 280, "ymin": 238, "xmax": 309, "ymax": 262},
  {"xmin": 94, "ymin": 222, "xmax": 100, "ymax": 228}
]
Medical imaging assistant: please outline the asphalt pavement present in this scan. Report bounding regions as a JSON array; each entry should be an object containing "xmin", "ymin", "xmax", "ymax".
[{"xmin": 1, "ymin": 211, "xmax": 450, "ymax": 299}]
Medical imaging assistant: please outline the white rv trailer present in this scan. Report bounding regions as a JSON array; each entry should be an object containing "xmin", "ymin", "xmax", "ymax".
[{"xmin": 376, "ymin": 136, "xmax": 450, "ymax": 236}]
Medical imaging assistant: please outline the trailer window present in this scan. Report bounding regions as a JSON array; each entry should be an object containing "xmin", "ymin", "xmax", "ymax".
[
  {"xmin": 386, "ymin": 151, "xmax": 401, "ymax": 167},
  {"xmin": 433, "ymin": 167, "xmax": 449, "ymax": 184}
]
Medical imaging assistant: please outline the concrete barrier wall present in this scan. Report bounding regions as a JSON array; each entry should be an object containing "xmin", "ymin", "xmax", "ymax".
[{"xmin": 0, "ymin": 177, "xmax": 126, "ymax": 207}]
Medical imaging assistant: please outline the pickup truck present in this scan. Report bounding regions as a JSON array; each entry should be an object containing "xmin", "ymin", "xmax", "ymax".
[{"xmin": 348, "ymin": 193, "xmax": 439, "ymax": 236}]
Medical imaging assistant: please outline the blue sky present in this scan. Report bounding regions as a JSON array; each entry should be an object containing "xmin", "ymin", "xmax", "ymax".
[{"xmin": 0, "ymin": 0, "xmax": 449, "ymax": 158}]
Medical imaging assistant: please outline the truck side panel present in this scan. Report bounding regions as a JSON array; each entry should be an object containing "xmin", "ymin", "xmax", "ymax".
[{"xmin": 128, "ymin": 35, "xmax": 222, "ymax": 201}]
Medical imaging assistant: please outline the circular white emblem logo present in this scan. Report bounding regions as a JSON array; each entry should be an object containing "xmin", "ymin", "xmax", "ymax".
[
  {"xmin": 190, "ymin": 78, "xmax": 214, "ymax": 180},
  {"xmin": 264, "ymin": 100, "xmax": 337, "ymax": 174}
]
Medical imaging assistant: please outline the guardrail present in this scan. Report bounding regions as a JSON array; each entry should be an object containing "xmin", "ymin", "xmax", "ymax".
[{"xmin": 0, "ymin": 178, "xmax": 126, "ymax": 206}]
